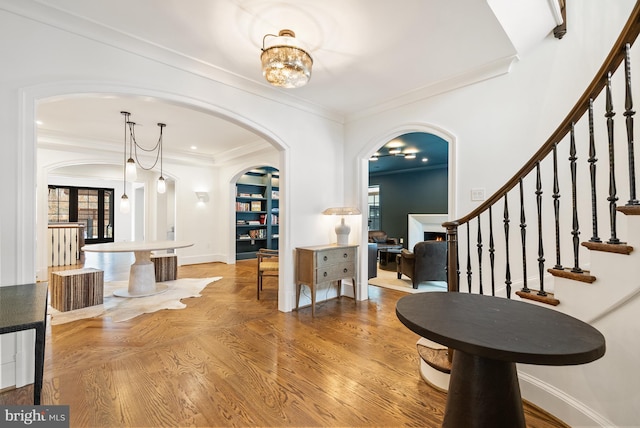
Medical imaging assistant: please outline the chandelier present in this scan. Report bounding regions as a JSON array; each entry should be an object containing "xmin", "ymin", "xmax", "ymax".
[
  {"xmin": 261, "ymin": 29, "xmax": 313, "ymax": 89},
  {"xmin": 119, "ymin": 111, "xmax": 166, "ymax": 214}
]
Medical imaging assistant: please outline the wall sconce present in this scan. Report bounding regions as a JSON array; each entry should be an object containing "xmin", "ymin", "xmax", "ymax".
[
  {"xmin": 195, "ymin": 192, "xmax": 209, "ymax": 203},
  {"xmin": 322, "ymin": 207, "xmax": 361, "ymax": 245}
]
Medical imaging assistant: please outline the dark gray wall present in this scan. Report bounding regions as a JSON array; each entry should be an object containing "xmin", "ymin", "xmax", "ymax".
[{"xmin": 369, "ymin": 165, "xmax": 447, "ymax": 247}]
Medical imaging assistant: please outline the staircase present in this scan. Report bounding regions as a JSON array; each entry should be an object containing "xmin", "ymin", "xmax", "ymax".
[{"xmin": 418, "ymin": 2, "xmax": 640, "ymax": 426}]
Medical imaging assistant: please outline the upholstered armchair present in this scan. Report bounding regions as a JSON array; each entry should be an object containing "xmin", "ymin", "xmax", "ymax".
[{"xmin": 396, "ymin": 241, "xmax": 447, "ymax": 288}]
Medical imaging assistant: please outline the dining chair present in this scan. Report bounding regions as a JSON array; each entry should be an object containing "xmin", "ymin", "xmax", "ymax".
[{"xmin": 257, "ymin": 248, "xmax": 279, "ymax": 299}]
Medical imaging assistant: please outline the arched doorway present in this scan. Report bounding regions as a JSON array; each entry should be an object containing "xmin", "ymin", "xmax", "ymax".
[{"xmin": 358, "ymin": 126, "xmax": 456, "ymax": 300}]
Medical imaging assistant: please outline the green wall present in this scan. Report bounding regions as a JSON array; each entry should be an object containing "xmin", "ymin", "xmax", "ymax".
[{"xmin": 369, "ymin": 165, "xmax": 447, "ymax": 247}]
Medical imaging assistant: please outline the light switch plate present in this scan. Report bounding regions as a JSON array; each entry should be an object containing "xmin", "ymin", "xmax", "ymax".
[{"xmin": 471, "ymin": 188, "xmax": 486, "ymax": 201}]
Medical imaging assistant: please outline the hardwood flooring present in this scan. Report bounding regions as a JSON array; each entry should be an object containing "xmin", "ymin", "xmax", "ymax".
[{"xmin": 1, "ymin": 258, "xmax": 567, "ymax": 427}]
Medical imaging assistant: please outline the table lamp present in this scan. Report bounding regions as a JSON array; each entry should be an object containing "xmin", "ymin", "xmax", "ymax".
[{"xmin": 322, "ymin": 207, "xmax": 361, "ymax": 245}]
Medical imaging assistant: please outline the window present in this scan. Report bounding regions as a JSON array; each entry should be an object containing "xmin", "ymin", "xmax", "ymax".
[
  {"xmin": 48, "ymin": 186, "xmax": 115, "ymax": 243},
  {"xmin": 368, "ymin": 185, "xmax": 380, "ymax": 230}
]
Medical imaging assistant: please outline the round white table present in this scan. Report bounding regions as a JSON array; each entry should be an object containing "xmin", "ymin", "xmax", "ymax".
[{"xmin": 82, "ymin": 240, "xmax": 193, "ymax": 297}]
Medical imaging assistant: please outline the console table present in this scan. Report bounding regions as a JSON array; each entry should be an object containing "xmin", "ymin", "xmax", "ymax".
[
  {"xmin": 295, "ymin": 244, "xmax": 358, "ymax": 317},
  {"xmin": 0, "ymin": 283, "xmax": 48, "ymax": 404},
  {"xmin": 396, "ymin": 292, "xmax": 606, "ymax": 427}
]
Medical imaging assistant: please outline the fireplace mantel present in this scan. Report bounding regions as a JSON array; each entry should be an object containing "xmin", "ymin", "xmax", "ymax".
[{"xmin": 408, "ymin": 214, "xmax": 448, "ymax": 250}]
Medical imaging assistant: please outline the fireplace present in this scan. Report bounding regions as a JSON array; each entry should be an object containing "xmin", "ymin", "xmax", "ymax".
[
  {"xmin": 408, "ymin": 214, "xmax": 448, "ymax": 249},
  {"xmin": 424, "ymin": 231, "xmax": 446, "ymax": 241}
]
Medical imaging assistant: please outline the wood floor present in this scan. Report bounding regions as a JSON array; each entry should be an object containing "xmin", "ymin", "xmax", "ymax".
[{"xmin": 1, "ymin": 257, "xmax": 568, "ymax": 427}]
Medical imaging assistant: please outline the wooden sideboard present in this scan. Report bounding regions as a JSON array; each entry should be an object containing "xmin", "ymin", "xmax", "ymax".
[{"xmin": 295, "ymin": 244, "xmax": 358, "ymax": 317}]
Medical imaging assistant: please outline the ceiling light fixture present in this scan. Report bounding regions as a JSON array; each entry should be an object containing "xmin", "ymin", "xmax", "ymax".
[
  {"xmin": 261, "ymin": 29, "xmax": 313, "ymax": 89},
  {"xmin": 368, "ymin": 146, "xmax": 422, "ymax": 161},
  {"xmin": 119, "ymin": 111, "xmax": 167, "ymax": 213}
]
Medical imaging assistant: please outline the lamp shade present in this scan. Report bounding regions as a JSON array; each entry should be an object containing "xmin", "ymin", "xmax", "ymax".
[
  {"xmin": 322, "ymin": 207, "xmax": 361, "ymax": 216},
  {"xmin": 261, "ymin": 29, "xmax": 312, "ymax": 89}
]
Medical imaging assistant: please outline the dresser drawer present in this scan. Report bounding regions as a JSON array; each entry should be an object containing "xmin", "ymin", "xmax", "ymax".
[
  {"xmin": 315, "ymin": 247, "xmax": 356, "ymax": 267},
  {"xmin": 315, "ymin": 262, "xmax": 355, "ymax": 283}
]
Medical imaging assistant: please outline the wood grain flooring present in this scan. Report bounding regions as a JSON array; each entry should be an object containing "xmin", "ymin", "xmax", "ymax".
[{"xmin": 1, "ymin": 257, "xmax": 568, "ymax": 427}]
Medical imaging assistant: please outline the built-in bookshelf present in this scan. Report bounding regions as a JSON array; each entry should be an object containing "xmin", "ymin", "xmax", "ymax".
[{"xmin": 235, "ymin": 167, "xmax": 279, "ymax": 260}]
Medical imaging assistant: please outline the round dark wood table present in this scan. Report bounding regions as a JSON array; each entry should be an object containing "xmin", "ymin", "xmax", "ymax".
[{"xmin": 396, "ymin": 292, "xmax": 606, "ymax": 428}]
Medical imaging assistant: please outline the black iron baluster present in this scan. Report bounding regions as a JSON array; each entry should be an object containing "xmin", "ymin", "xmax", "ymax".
[
  {"xmin": 625, "ymin": 43, "xmax": 639, "ymax": 206},
  {"xmin": 466, "ymin": 222, "xmax": 472, "ymax": 293},
  {"xmin": 552, "ymin": 143, "xmax": 563, "ymax": 268},
  {"xmin": 489, "ymin": 206, "xmax": 496, "ymax": 297},
  {"xmin": 588, "ymin": 99, "xmax": 602, "ymax": 243},
  {"xmin": 606, "ymin": 72, "xmax": 621, "ymax": 244},
  {"xmin": 570, "ymin": 123, "xmax": 583, "ymax": 272},
  {"xmin": 504, "ymin": 194, "xmax": 512, "ymax": 299},
  {"xmin": 445, "ymin": 222, "xmax": 459, "ymax": 292},
  {"xmin": 536, "ymin": 162, "xmax": 547, "ymax": 296},
  {"xmin": 520, "ymin": 179, "xmax": 530, "ymax": 293},
  {"xmin": 477, "ymin": 215, "xmax": 483, "ymax": 295}
]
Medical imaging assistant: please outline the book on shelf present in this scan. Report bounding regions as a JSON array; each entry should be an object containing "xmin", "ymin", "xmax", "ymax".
[
  {"xmin": 236, "ymin": 201, "xmax": 251, "ymax": 211},
  {"xmin": 236, "ymin": 220, "xmax": 247, "ymax": 225},
  {"xmin": 249, "ymin": 229, "xmax": 267, "ymax": 239},
  {"xmin": 237, "ymin": 192, "xmax": 251, "ymax": 197},
  {"xmin": 251, "ymin": 193, "xmax": 263, "ymax": 198},
  {"xmin": 271, "ymin": 190, "xmax": 279, "ymax": 199},
  {"xmin": 251, "ymin": 201, "xmax": 262, "ymax": 211},
  {"xmin": 247, "ymin": 220, "xmax": 261, "ymax": 225}
]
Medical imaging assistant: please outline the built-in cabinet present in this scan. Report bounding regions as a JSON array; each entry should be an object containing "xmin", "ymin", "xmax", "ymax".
[{"xmin": 235, "ymin": 167, "xmax": 279, "ymax": 260}]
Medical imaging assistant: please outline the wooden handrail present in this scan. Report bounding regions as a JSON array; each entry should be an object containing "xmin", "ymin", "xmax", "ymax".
[{"xmin": 448, "ymin": 1, "xmax": 640, "ymax": 228}]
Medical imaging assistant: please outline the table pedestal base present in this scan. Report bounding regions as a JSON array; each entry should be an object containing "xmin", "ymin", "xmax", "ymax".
[
  {"xmin": 113, "ymin": 250, "xmax": 170, "ymax": 298},
  {"xmin": 444, "ymin": 351, "xmax": 525, "ymax": 428}
]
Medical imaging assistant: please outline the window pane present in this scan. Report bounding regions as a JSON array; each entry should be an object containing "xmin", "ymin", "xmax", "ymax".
[
  {"xmin": 104, "ymin": 190, "xmax": 113, "ymax": 239},
  {"xmin": 48, "ymin": 187, "xmax": 70, "ymax": 223},
  {"xmin": 78, "ymin": 189, "xmax": 99, "ymax": 239}
]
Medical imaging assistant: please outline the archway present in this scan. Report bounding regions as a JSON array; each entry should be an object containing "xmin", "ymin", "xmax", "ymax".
[
  {"xmin": 356, "ymin": 124, "xmax": 456, "ymax": 300},
  {"xmin": 21, "ymin": 82, "xmax": 292, "ymax": 314}
]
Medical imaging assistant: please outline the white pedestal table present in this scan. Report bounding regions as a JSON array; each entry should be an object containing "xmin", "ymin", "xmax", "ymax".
[{"xmin": 82, "ymin": 240, "xmax": 193, "ymax": 297}]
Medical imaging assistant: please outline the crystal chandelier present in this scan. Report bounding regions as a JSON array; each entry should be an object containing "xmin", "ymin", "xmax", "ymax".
[
  {"xmin": 261, "ymin": 29, "xmax": 313, "ymax": 89},
  {"xmin": 120, "ymin": 111, "xmax": 166, "ymax": 214}
]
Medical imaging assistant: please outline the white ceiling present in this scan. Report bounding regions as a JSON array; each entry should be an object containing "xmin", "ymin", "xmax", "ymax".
[{"xmin": 11, "ymin": 0, "xmax": 560, "ymax": 165}]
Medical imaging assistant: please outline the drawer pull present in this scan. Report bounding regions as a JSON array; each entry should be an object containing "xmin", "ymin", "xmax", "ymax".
[
  {"xmin": 343, "ymin": 253, "xmax": 348, "ymax": 258},
  {"xmin": 323, "ymin": 272, "xmax": 328, "ymax": 277},
  {"xmin": 343, "ymin": 268, "xmax": 348, "ymax": 273},
  {"xmin": 323, "ymin": 256, "xmax": 328, "ymax": 261}
]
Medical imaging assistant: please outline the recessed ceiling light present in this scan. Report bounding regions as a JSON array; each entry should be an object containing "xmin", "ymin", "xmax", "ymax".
[
  {"xmin": 389, "ymin": 148, "xmax": 401, "ymax": 154},
  {"xmin": 190, "ymin": 145, "xmax": 197, "ymax": 150},
  {"xmin": 36, "ymin": 120, "xmax": 43, "ymax": 126},
  {"xmin": 422, "ymin": 157, "xmax": 429, "ymax": 162},
  {"xmin": 387, "ymin": 140, "xmax": 404, "ymax": 148},
  {"xmin": 405, "ymin": 153, "xmax": 416, "ymax": 159}
]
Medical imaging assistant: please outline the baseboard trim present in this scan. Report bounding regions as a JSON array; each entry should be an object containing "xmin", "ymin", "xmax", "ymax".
[{"xmin": 518, "ymin": 371, "xmax": 614, "ymax": 427}]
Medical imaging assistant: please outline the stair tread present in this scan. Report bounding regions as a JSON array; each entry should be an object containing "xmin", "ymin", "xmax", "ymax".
[
  {"xmin": 417, "ymin": 344, "xmax": 451, "ymax": 374},
  {"xmin": 547, "ymin": 267, "xmax": 596, "ymax": 283},
  {"xmin": 515, "ymin": 289, "xmax": 560, "ymax": 306}
]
